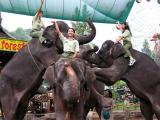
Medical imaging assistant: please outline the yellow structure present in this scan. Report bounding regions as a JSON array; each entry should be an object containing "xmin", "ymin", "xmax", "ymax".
[{"xmin": 0, "ymin": 38, "xmax": 27, "ymax": 52}]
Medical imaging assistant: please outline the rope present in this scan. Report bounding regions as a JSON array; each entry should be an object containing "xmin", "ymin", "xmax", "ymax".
[{"xmin": 27, "ymin": 43, "xmax": 41, "ymax": 71}]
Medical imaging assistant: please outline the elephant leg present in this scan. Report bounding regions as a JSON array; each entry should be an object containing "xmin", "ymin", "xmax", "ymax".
[
  {"xmin": 95, "ymin": 104, "xmax": 102, "ymax": 119},
  {"xmin": 69, "ymin": 103, "xmax": 84, "ymax": 120},
  {"xmin": 84, "ymin": 105, "xmax": 92, "ymax": 120},
  {"xmin": 155, "ymin": 112, "xmax": 160, "ymax": 120},
  {"xmin": 68, "ymin": 99, "xmax": 84, "ymax": 120},
  {"xmin": 152, "ymin": 103, "xmax": 160, "ymax": 119},
  {"xmin": 56, "ymin": 112, "xmax": 66, "ymax": 120},
  {"xmin": 69, "ymin": 112, "xmax": 79, "ymax": 120},
  {"xmin": 55, "ymin": 92, "xmax": 67, "ymax": 120},
  {"xmin": 140, "ymin": 100, "xmax": 154, "ymax": 120}
]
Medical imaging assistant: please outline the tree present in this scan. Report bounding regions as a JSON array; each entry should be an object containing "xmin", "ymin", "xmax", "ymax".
[
  {"xmin": 113, "ymin": 80, "xmax": 127, "ymax": 89},
  {"xmin": 111, "ymin": 80, "xmax": 127, "ymax": 99},
  {"xmin": 71, "ymin": 22, "xmax": 91, "ymax": 35},
  {"xmin": 11, "ymin": 27, "xmax": 31, "ymax": 41},
  {"xmin": 141, "ymin": 39, "xmax": 152, "ymax": 57},
  {"xmin": 71, "ymin": 5, "xmax": 91, "ymax": 35},
  {"xmin": 153, "ymin": 40, "xmax": 160, "ymax": 64}
]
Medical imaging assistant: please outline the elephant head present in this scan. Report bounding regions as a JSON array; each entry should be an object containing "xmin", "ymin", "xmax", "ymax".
[
  {"xmin": 82, "ymin": 40, "xmax": 125, "ymax": 68},
  {"xmin": 79, "ymin": 44, "xmax": 99, "ymax": 65},
  {"xmin": 47, "ymin": 58, "xmax": 87, "ymax": 103}
]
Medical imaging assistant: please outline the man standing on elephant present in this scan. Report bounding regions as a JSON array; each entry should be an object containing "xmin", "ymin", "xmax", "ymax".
[
  {"xmin": 54, "ymin": 21, "xmax": 80, "ymax": 59},
  {"xmin": 30, "ymin": 0, "xmax": 46, "ymax": 44},
  {"xmin": 116, "ymin": 22, "xmax": 136, "ymax": 66}
]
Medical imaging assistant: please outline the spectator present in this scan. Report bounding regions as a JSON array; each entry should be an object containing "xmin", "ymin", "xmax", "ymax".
[
  {"xmin": 124, "ymin": 96, "xmax": 130, "ymax": 120},
  {"xmin": 86, "ymin": 109, "xmax": 93, "ymax": 120}
]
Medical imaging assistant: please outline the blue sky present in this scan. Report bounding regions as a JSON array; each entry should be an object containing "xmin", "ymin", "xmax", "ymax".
[{"xmin": 1, "ymin": 0, "xmax": 160, "ymax": 51}]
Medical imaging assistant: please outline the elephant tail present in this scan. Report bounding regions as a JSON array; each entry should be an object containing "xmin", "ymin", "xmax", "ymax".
[{"xmin": 63, "ymin": 62, "xmax": 80, "ymax": 103}]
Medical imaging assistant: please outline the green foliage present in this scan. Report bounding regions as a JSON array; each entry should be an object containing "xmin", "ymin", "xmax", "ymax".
[
  {"xmin": 11, "ymin": 27, "xmax": 31, "ymax": 41},
  {"xmin": 141, "ymin": 39, "xmax": 152, "ymax": 57},
  {"xmin": 112, "ymin": 90, "xmax": 120, "ymax": 99},
  {"xmin": 71, "ymin": 4, "xmax": 91, "ymax": 35},
  {"xmin": 81, "ymin": 5, "xmax": 91, "ymax": 20},
  {"xmin": 72, "ymin": 7, "xmax": 79, "ymax": 21},
  {"xmin": 111, "ymin": 80, "xmax": 127, "ymax": 99},
  {"xmin": 71, "ymin": 22, "xmax": 91, "ymax": 35},
  {"xmin": 142, "ymin": 39, "xmax": 160, "ymax": 64},
  {"xmin": 113, "ymin": 80, "xmax": 126, "ymax": 89}
]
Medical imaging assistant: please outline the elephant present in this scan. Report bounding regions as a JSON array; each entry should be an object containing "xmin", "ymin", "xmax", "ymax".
[
  {"xmin": 79, "ymin": 44, "xmax": 113, "ymax": 119},
  {"xmin": 0, "ymin": 20, "xmax": 96, "ymax": 120},
  {"xmin": 44, "ymin": 57, "xmax": 113, "ymax": 120},
  {"xmin": 83, "ymin": 40, "xmax": 160, "ymax": 120},
  {"xmin": 43, "ymin": 57, "xmax": 93, "ymax": 120},
  {"xmin": 43, "ymin": 44, "xmax": 113, "ymax": 120}
]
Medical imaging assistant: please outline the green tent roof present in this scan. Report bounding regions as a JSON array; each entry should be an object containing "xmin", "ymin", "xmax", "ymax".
[{"xmin": 0, "ymin": 0, "xmax": 135, "ymax": 23}]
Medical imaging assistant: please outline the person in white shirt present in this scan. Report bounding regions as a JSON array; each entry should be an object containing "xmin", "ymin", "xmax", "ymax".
[{"xmin": 54, "ymin": 21, "xmax": 79, "ymax": 59}]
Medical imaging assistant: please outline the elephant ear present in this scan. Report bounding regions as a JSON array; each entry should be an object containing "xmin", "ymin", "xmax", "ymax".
[
  {"xmin": 43, "ymin": 65, "xmax": 56, "ymax": 87},
  {"xmin": 111, "ymin": 43, "xmax": 125, "ymax": 59},
  {"xmin": 85, "ymin": 66, "xmax": 96, "ymax": 83}
]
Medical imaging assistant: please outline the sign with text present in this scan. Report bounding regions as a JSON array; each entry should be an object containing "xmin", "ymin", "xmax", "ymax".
[{"xmin": 0, "ymin": 38, "xmax": 27, "ymax": 52}]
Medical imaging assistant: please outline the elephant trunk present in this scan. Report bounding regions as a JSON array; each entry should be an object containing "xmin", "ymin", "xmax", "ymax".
[
  {"xmin": 62, "ymin": 62, "xmax": 80, "ymax": 103},
  {"xmin": 77, "ymin": 21, "xmax": 96, "ymax": 45}
]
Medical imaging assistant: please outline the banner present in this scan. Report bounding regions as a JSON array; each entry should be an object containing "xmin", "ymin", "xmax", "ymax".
[{"xmin": 0, "ymin": 38, "xmax": 27, "ymax": 52}]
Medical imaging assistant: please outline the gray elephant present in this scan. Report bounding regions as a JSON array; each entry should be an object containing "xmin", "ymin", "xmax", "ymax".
[
  {"xmin": 44, "ymin": 57, "xmax": 112, "ymax": 120},
  {"xmin": 44, "ymin": 43, "xmax": 113, "ymax": 120},
  {"xmin": 44, "ymin": 57, "xmax": 93, "ymax": 120},
  {"xmin": 83, "ymin": 40, "xmax": 160, "ymax": 120},
  {"xmin": 0, "ymin": 21, "xmax": 96, "ymax": 120},
  {"xmin": 79, "ymin": 44, "xmax": 113, "ymax": 119}
]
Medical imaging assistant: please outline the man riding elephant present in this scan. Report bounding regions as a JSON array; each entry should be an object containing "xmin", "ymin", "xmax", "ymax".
[
  {"xmin": 30, "ymin": 0, "xmax": 48, "ymax": 44},
  {"xmin": 54, "ymin": 20, "xmax": 80, "ymax": 59}
]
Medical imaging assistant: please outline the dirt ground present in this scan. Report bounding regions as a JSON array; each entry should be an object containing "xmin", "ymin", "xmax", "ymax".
[{"xmin": 0, "ymin": 111, "xmax": 156, "ymax": 120}]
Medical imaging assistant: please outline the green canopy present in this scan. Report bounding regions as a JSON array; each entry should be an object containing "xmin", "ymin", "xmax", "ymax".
[{"xmin": 0, "ymin": 0, "xmax": 135, "ymax": 23}]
